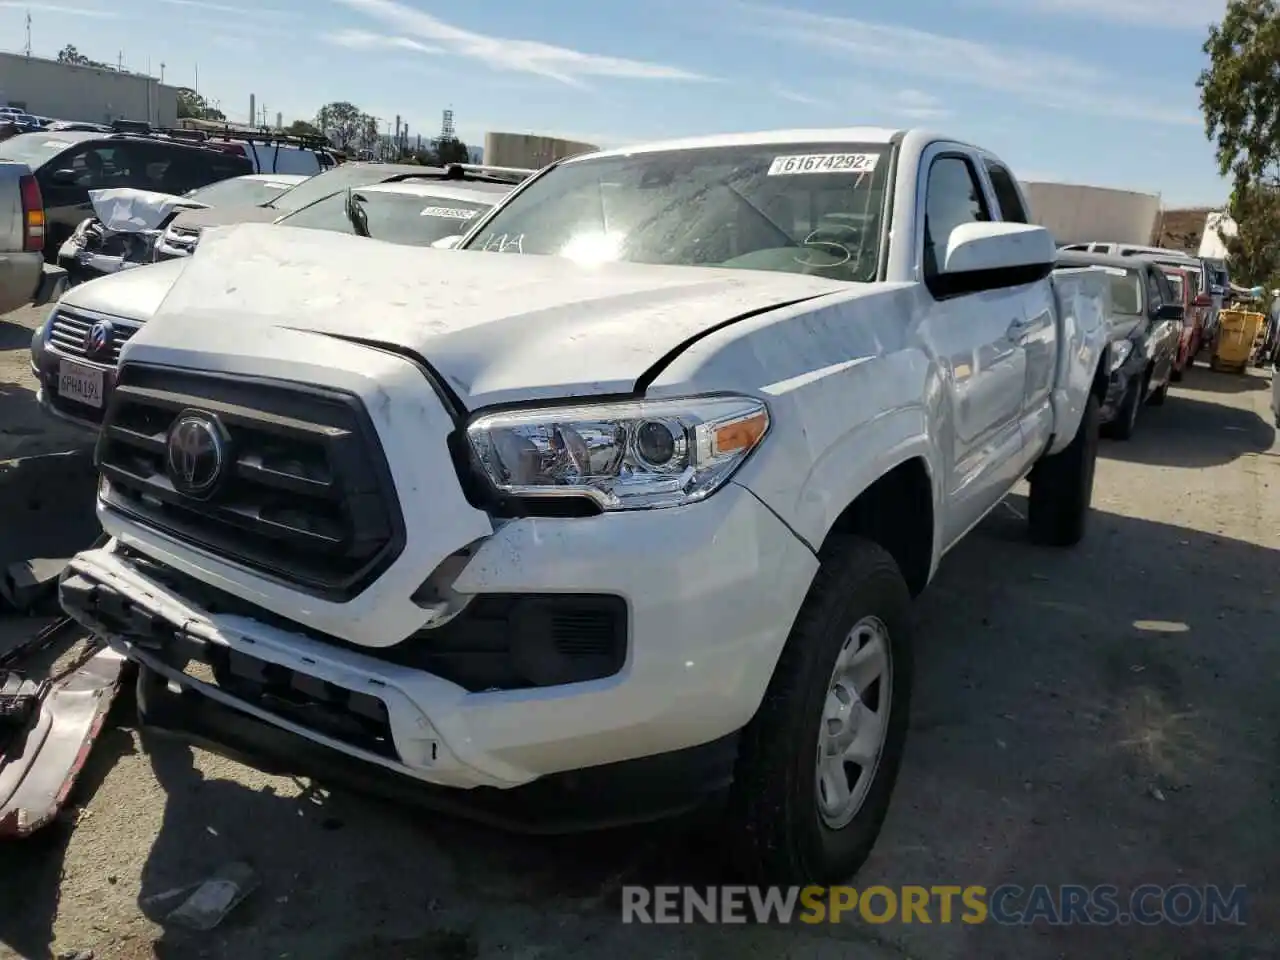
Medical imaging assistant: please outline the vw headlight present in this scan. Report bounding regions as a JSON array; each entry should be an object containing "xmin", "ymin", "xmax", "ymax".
[
  {"xmin": 1109, "ymin": 340, "xmax": 1133, "ymax": 372},
  {"xmin": 466, "ymin": 395, "xmax": 770, "ymax": 510}
]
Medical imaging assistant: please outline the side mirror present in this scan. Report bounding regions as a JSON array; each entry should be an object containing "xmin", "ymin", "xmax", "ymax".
[
  {"xmin": 1156, "ymin": 303, "xmax": 1184, "ymax": 323},
  {"xmin": 49, "ymin": 168, "xmax": 78, "ymax": 185},
  {"xmin": 432, "ymin": 235, "xmax": 462, "ymax": 250},
  {"xmin": 935, "ymin": 222, "xmax": 1055, "ymax": 295},
  {"xmin": 1192, "ymin": 293, "xmax": 1212, "ymax": 308}
]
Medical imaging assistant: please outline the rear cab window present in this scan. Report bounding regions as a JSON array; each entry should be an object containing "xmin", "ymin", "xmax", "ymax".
[{"xmin": 983, "ymin": 161, "xmax": 1029, "ymax": 223}]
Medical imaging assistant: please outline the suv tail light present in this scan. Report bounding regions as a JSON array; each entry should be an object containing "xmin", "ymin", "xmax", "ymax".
[{"xmin": 19, "ymin": 174, "xmax": 44, "ymax": 252}]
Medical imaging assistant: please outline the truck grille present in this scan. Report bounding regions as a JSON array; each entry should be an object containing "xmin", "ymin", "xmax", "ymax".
[
  {"xmin": 46, "ymin": 308, "xmax": 140, "ymax": 365},
  {"xmin": 96, "ymin": 364, "xmax": 405, "ymax": 600}
]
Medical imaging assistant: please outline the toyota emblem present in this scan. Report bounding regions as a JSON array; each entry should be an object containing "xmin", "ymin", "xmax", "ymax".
[{"xmin": 165, "ymin": 413, "xmax": 227, "ymax": 498}]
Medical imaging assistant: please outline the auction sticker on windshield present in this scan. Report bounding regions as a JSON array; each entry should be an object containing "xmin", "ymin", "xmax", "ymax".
[
  {"xmin": 421, "ymin": 206, "xmax": 479, "ymax": 219},
  {"xmin": 768, "ymin": 153, "xmax": 879, "ymax": 176}
]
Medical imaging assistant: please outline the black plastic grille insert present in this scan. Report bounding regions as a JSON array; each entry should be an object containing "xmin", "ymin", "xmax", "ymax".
[{"xmin": 96, "ymin": 363, "xmax": 405, "ymax": 600}]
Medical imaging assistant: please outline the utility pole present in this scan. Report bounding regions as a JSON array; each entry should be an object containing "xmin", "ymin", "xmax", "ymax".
[
  {"xmin": 160, "ymin": 62, "xmax": 165, "ymax": 83},
  {"xmin": 194, "ymin": 63, "xmax": 198, "ymax": 96},
  {"xmin": 24, "ymin": 10, "xmax": 31, "ymax": 57}
]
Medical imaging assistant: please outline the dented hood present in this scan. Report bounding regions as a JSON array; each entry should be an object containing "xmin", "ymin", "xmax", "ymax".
[
  {"xmin": 135, "ymin": 222, "xmax": 854, "ymax": 408},
  {"xmin": 88, "ymin": 188, "xmax": 207, "ymax": 233}
]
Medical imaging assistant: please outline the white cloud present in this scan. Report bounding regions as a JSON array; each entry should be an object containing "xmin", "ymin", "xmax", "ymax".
[
  {"xmin": 745, "ymin": 4, "xmax": 1200, "ymax": 126},
  {"xmin": 977, "ymin": 0, "xmax": 1225, "ymax": 30},
  {"xmin": 335, "ymin": 0, "xmax": 712, "ymax": 85},
  {"xmin": 156, "ymin": 0, "xmax": 290, "ymax": 19},
  {"xmin": 323, "ymin": 28, "xmax": 441, "ymax": 54},
  {"xmin": 770, "ymin": 85, "xmax": 825, "ymax": 107},
  {"xmin": 0, "ymin": 1, "xmax": 117, "ymax": 16},
  {"xmin": 892, "ymin": 89, "xmax": 951, "ymax": 121},
  {"xmin": 771, "ymin": 84, "xmax": 951, "ymax": 120}
]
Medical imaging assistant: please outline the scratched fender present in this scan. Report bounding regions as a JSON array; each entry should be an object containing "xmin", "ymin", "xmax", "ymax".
[{"xmin": 1045, "ymin": 266, "xmax": 1110, "ymax": 455}]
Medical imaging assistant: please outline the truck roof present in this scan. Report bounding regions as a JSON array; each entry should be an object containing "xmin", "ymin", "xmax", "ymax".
[{"xmin": 577, "ymin": 127, "xmax": 909, "ymax": 161}]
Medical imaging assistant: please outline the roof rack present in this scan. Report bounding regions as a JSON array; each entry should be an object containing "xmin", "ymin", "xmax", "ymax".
[{"xmin": 107, "ymin": 119, "xmax": 331, "ymax": 151}]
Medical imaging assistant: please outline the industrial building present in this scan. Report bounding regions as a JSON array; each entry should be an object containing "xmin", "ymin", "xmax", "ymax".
[
  {"xmin": 484, "ymin": 132, "xmax": 598, "ymax": 170},
  {"xmin": 1020, "ymin": 180, "xmax": 1161, "ymax": 247},
  {"xmin": 0, "ymin": 51, "xmax": 179, "ymax": 127}
]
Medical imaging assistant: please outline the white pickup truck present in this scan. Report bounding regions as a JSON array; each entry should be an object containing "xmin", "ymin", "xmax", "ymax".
[{"xmin": 58, "ymin": 128, "xmax": 1109, "ymax": 884}]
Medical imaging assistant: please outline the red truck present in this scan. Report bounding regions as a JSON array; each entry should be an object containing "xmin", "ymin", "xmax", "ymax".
[{"xmin": 1158, "ymin": 265, "xmax": 1208, "ymax": 380}]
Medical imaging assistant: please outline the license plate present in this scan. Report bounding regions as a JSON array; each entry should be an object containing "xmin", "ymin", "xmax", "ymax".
[{"xmin": 57, "ymin": 359, "xmax": 105, "ymax": 408}]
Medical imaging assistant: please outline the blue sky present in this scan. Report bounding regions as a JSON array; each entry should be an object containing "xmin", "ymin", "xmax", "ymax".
[{"xmin": 0, "ymin": 0, "xmax": 1229, "ymax": 205}]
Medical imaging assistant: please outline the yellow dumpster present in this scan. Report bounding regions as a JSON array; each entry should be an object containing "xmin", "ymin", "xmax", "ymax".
[{"xmin": 1210, "ymin": 309, "xmax": 1265, "ymax": 372}]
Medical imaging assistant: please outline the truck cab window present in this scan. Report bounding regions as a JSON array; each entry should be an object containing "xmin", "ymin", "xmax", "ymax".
[
  {"xmin": 922, "ymin": 155, "xmax": 990, "ymax": 279},
  {"xmin": 984, "ymin": 162, "xmax": 1029, "ymax": 223}
]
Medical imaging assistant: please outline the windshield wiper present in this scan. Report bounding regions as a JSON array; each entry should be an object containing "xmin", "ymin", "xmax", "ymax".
[{"xmin": 345, "ymin": 189, "xmax": 371, "ymax": 238}]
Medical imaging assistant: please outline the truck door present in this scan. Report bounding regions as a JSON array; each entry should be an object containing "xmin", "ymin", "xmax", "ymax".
[
  {"xmin": 917, "ymin": 149, "xmax": 1029, "ymax": 547},
  {"xmin": 982, "ymin": 159, "xmax": 1056, "ymax": 460}
]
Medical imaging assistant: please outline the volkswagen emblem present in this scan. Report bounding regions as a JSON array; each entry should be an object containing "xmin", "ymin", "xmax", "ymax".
[
  {"xmin": 165, "ymin": 412, "xmax": 227, "ymax": 499},
  {"xmin": 84, "ymin": 319, "xmax": 114, "ymax": 359}
]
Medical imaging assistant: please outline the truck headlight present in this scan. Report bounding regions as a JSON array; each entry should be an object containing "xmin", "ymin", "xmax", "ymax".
[
  {"xmin": 1109, "ymin": 340, "xmax": 1132, "ymax": 372},
  {"xmin": 466, "ymin": 395, "xmax": 770, "ymax": 510}
]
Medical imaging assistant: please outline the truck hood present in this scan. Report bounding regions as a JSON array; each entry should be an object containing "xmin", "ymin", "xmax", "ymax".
[
  {"xmin": 132, "ymin": 222, "xmax": 862, "ymax": 408},
  {"xmin": 61, "ymin": 258, "xmax": 191, "ymax": 319},
  {"xmin": 168, "ymin": 205, "xmax": 283, "ymax": 232}
]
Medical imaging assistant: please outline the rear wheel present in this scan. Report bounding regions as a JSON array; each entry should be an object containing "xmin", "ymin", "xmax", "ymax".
[
  {"xmin": 1148, "ymin": 379, "xmax": 1169, "ymax": 406},
  {"xmin": 1028, "ymin": 392, "xmax": 1099, "ymax": 547},
  {"xmin": 725, "ymin": 537, "xmax": 912, "ymax": 885}
]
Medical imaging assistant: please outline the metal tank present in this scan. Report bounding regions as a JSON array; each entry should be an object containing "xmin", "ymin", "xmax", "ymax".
[{"xmin": 483, "ymin": 132, "xmax": 599, "ymax": 171}]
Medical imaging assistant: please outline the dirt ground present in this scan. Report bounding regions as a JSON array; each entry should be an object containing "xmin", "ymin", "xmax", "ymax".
[
  {"xmin": 1, "ymin": 300, "xmax": 1278, "ymax": 959},
  {"xmin": 0, "ymin": 303, "xmax": 92, "ymax": 462}
]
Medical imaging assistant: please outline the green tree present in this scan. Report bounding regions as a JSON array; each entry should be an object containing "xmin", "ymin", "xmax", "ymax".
[
  {"xmin": 315, "ymin": 101, "xmax": 366, "ymax": 151},
  {"xmin": 433, "ymin": 137, "xmax": 470, "ymax": 165},
  {"xmin": 1197, "ymin": 0, "xmax": 1280, "ymax": 284},
  {"xmin": 175, "ymin": 87, "xmax": 225, "ymax": 121},
  {"xmin": 57, "ymin": 44, "xmax": 107, "ymax": 68},
  {"xmin": 284, "ymin": 119, "xmax": 323, "ymax": 139}
]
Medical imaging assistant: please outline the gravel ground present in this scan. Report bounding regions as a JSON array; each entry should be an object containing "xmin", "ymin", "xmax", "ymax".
[{"xmin": 1, "ymin": 300, "xmax": 1278, "ymax": 959}]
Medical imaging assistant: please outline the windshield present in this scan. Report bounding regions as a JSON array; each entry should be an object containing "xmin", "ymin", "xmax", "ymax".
[
  {"xmin": 277, "ymin": 189, "xmax": 493, "ymax": 246},
  {"xmin": 186, "ymin": 177, "xmax": 299, "ymax": 207},
  {"xmin": 268, "ymin": 163, "xmax": 420, "ymax": 213},
  {"xmin": 462, "ymin": 142, "xmax": 889, "ymax": 282},
  {"xmin": 0, "ymin": 132, "xmax": 84, "ymax": 168}
]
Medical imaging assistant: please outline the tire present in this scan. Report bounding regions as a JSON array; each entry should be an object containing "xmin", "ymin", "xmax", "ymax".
[
  {"xmin": 725, "ymin": 537, "xmax": 912, "ymax": 885},
  {"xmin": 1148, "ymin": 379, "xmax": 1168, "ymax": 406},
  {"xmin": 1028, "ymin": 391, "xmax": 1099, "ymax": 547},
  {"xmin": 1101, "ymin": 378, "xmax": 1139, "ymax": 440},
  {"xmin": 1170, "ymin": 365, "xmax": 1183, "ymax": 383}
]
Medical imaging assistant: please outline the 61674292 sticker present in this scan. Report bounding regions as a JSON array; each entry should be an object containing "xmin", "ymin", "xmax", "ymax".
[
  {"xmin": 420, "ymin": 206, "xmax": 479, "ymax": 219},
  {"xmin": 767, "ymin": 153, "xmax": 879, "ymax": 176}
]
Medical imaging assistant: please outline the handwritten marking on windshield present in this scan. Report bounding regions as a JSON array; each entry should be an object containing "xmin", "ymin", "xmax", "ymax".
[{"xmin": 480, "ymin": 233, "xmax": 524, "ymax": 253}]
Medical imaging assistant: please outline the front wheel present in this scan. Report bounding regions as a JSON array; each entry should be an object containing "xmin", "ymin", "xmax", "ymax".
[
  {"xmin": 1027, "ymin": 392, "xmax": 1099, "ymax": 547},
  {"xmin": 725, "ymin": 537, "xmax": 912, "ymax": 885}
]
